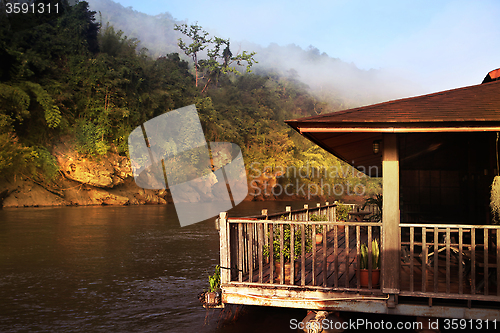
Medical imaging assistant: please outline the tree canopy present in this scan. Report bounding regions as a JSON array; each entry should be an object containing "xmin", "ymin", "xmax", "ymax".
[{"xmin": 0, "ymin": 1, "xmax": 380, "ymax": 199}]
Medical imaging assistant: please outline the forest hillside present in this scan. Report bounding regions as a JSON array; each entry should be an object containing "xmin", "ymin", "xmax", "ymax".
[{"xmin": 0, "ymin": 1, "xmax": 388, "ymax": 208}]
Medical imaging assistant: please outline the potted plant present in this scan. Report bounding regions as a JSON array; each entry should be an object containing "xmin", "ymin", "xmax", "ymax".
[
  {"xmin": 335, "ymin": 201, "xmax": 351, "ymax": 225},
  {"xmin": 263, "ymin": 225, "xmax": 311, "ymax": 283},
  {"xmin": 310, "ymin": 214, "xmax": 327, "ymax": 244},
  {"xmin": 358, "ymin": 239, "xmax": 380, "ymax": 287},
  {"xmin": 204, "ymin": 265, "xmax": 221, "ymax": 306}
]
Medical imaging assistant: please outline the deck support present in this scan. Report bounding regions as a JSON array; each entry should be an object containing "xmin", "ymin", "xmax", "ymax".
[
  {"xmin": 219, "ymin": 212, "xmax": 230, "ymax": 284},
  {"xmin": 382, "ymin": 133, "xmax": 400, "ymax": 294}
]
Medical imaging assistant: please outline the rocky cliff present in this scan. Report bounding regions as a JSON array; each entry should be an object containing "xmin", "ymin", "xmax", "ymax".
[
  {"xmin": 0, "ymin": 143, "xmax": 170, "ymax": 208},
  {"xmin": 0, "ymin": 144, "xmax": 328, "ymax": 208}
]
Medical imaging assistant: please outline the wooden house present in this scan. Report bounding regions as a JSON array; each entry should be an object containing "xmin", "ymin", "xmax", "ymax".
[{"xmin": 216, "ymin": 71, "xmax": 500, "ymax": 320}]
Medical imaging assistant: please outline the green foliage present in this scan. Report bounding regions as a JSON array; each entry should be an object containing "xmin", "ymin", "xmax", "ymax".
[
  {"xmin": 0, "ymin": 1, "xmax": 382, "ymax": 199},
  {"xmin": 335, "ymin": 202, "xmax": 351, "ymax": 221},
  {"xmin": 34, "ymin": 146, "xmax": 59, "ymax": 181},
  {"xmin": 263, "ymin": 225, "xmax": 312, "ymax": 263},
  {"xmin": 208, "ymin": 265, "xmax": 221, "ymax": 293},
  {"xmin": 0, "ymin": 132, "xmax": 37, "ymax": 177},
  {"xmin": 362, "ymin": 193, "xmax": 383, "ymax": 221},
  {"xmin": 310, "ymin": 214, "xmax": 327, "ymax": 233},
  {"xmin": 75, "ymin": 119, "xmax": 109, "ymax": 156},
  {"xmin": 0, "ymin": 83, "xmax": 30, "ymax": 122},
  {"xmin": 310, "ymin": 214, "xmax": 328, "ymax": 221},
  {"xmin": 22, "ymin": 82, "xmax": 61, "ymax": 128},
  {"xmin": 360, "ymin": 239, "xmax": 380, "ymax": 270},
  {"xmin": 174, "ymin": 22, "xmax": 256, "ymax": 91},
  {"xmin": 99, "ymin": 23, "xmax": 139, "ymax": 57}
]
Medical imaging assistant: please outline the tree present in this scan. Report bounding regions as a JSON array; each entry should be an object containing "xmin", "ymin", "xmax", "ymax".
[
  {"xmin": 174, "ymin": 23, "xmax": 256, "ymax": 92},
  {"xmin": 174, "ymin": 23, "xmax": 210, "ymax": 88}
]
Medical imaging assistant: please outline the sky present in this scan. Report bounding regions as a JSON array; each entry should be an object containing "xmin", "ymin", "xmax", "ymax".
[{"xmin": 111, "ymin": 0, "xmax": 500, "ymax": 94}]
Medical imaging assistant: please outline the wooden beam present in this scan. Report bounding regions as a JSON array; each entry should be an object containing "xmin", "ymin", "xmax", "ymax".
[
  {"xmin": 298, "ymin": 126, "xmax": 500, "ymax": 133},
  {"xmin": 219, "ymin": 212, "xmax": 230, "ymax": 284},
  {"xmin": 382, "ymin": 133, "xmax": 400, "ymax": 293}
]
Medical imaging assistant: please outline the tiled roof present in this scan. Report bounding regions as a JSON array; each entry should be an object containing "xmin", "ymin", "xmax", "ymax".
[{"xmin": 286, "ymin": 80, "xmax": 500, "ymax": 128}]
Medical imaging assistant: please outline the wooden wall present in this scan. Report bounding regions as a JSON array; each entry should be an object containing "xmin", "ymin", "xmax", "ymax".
[{"xmin": 399, "ymin": 132, "xmax": 495, "ymax": 225}]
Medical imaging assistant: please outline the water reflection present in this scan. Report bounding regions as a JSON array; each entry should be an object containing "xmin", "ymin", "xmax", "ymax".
[{"xmin": 0, "ymin": 202, "xmax": 311, "ymax": 332}]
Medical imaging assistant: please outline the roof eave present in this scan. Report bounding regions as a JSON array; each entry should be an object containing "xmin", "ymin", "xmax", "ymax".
[{"xmin": 287, "ymin": 121, "xmax": 500, "ymax": 134}]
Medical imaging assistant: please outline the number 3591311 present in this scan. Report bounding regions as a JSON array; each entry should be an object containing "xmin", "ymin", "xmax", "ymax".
[{"xmin": 5, "ymin": 2, "xmax": 59, "ymax": 14}]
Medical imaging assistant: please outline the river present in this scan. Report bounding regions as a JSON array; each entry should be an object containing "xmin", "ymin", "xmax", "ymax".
[{"xmin": 0, "ymin": 201, "xmax": 319, "ymax": 332}]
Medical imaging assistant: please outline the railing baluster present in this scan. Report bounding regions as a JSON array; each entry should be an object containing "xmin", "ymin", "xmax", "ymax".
[
  {"xmin": 484, "ymin": 228, "xmax": 489, "ymax": 296},
  {"xmin": 434, "ymin": 228, "xmax": 438, "ymax": 293},
  {"xmin": 497, "ymin": 228, "xmax": 500, "ymax": 296},
  {"xmin": 459, "ymin": 227, "xmax": 463, "ymax": 294},
  {"xmin": 290, "ymin": 223, "xmax": 295, "ymax": 285},
  {"xmin": 422, "ymin": 227, "xmax": 426, "ymax": 293},
  {"xmin": 446, "ymin": 227, "xmax": 450, "ymax": 294},
  {"xmin": 356, "ymin": 226, "xmax": 361, "ymax": 289},
  {"xmin": 334, "ymin": 225, "xmax": 339, "ymax": 288},
  {"xmin": 238, "ymin": 223, "xmax": 243, "ymax": 282},
  {"xmin": 367, "ymin": 225, "xmax": 372, "ymax": 290},
  {"xmin": 248, "ymin": 223, "xmax": 253, "ymax": 283},
  {"xmin": 471, "ymin": 228, "xmax": 476, "ymax": 295},
  {"xmin": 312, "ymin": 224, "xmax": 316, "ymax": 286},
  {"xmin": 410, "ymin": 226, "xmax": 414, "ymax": 292},
  {"xmin": 323, "ymin": 223, "xmax": 327, "ymax": 287},
  {"xmin": 301, "ymin": 224, "xmax": 305, "ymax": 286},
  {"xmin": 258, "ymin": 222, "xmax": 263, "ymax": 283},
  {"xmin": 345, "ymin": 225, "xmax": 350, "ymax": 288},
  {"xmin": 279, "ymin": 223, "xmax": 284, "ymax": 285},
  {"xmin": 269, "ymin": 223, "xmax": 274, "ymax": 284}
]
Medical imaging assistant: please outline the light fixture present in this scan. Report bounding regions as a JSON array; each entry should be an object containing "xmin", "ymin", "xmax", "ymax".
[{"xmin": 373, "ymin": 140, "xmax": 381, "ymax": 154}]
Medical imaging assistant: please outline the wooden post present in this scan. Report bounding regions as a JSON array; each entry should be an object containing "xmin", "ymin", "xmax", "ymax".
[
  {"xmin": 286, "ymin": 206, "xmax": 292, "ymax": 221},
  {"xmin": 304, "ymin": 204, "xmax": 309, "ymax": 221},
  {"xmin": 219, "ymin": 212, "xmax": 230, "ymax": 284},
  {"xmin": 325, "ymin": 202, "xmax": 330, "ymax": 222},
  {"xmin": 333, "ymin": 201, "xmax": 338, "ymax": 222},
  {"xmin": 262, "ymin": 209, "xmax": 269, "ymax": 250},
  {"xmin": 382, "ymin": 133, "xmax": 400, "ymax": 294}
]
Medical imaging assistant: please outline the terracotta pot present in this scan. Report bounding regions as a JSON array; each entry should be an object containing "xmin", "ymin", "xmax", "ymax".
[
  {"xmin": 315, "ymin": 233, "xmax": 323, "ymax": 244},
  {"xmin": 358, "ymin": 269, "xmax": 380, "ymax": 287},
  {"xmin": 205, "ymin": 291, "xmax": 221, "ymax": 306}
]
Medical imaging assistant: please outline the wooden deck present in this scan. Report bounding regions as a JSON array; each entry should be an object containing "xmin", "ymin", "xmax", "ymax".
[{"xmin": 217, "ymin": 203, "xmax": 500, "ymax": 319}]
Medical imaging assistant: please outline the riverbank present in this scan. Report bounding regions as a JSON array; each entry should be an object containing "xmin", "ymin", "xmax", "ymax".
[
  {"xmin": 0, "ymin": 174, "xmax": 348, "ymax": 208},
  {"xmin": 0, "ymin": 144, "xmax": 352, "ymax": 208}
]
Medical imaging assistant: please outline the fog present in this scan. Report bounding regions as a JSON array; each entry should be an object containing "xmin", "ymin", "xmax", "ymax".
[{"xmin": 88, "ymin": 0, "xmax": 424, "ymax": 109}]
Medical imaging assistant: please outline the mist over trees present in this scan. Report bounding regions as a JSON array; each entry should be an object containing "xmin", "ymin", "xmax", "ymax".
[
  {"xmin": 0, "ymin": 0, "xmax": 382, "ymax": 199},
  {"xmin": 86, "ymin": 0, "xmax": 423, "ymax": 108}
]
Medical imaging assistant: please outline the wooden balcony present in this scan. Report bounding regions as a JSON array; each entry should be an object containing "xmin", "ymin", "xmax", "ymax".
[{"xmin": 217, "ymin": 203, "xmax": 500, "ymax": 319}]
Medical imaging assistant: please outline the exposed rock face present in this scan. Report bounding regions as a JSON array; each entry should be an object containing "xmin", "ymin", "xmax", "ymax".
[
  {"xmin": 0, "ymin": 142, "xmax": 316, "ymax": 208},
  {"xmin": 55, "ymin": 144, "xmax": 132, "ymax": 188},
  {"xmin": 0, "ymin": 143, "xmax": 171, "ymax": 208}
]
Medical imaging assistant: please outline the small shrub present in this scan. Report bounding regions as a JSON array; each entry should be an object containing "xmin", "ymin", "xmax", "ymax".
[{"xmin": 335, "ymin": 202, "xmax": 351, "ymax": 221}]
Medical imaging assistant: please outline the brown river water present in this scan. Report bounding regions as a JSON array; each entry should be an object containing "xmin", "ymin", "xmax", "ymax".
[
  {"xmin": 0, "ymin": 202, "xmax": 445, "ymax": 332},
  {"xmin": 0, "ymin": 202, "xmax": 321, "ymax": 332}
]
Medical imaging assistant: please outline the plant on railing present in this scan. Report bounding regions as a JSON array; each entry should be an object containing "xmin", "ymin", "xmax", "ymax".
[
  {"xmin": 208, "ymin": 265, "xmax": 221, "ymax": 292},
  {"xmin": 362, "ymin": 194, "xmax": 382, "ymax": 221},
  {"xmin": 360, "ymin": 239, "xmax": 380, "ymax": 270},
  {"xmin": 263, "ymin": 225, "xmax": 312, "ymax": 263},
  {"xmin": 335, "ymin": 202, "xmax": 351, "ymax": 221},
  {"xmin": 310, "ymin": 214, "xmax": 327, "ymax": 233}
]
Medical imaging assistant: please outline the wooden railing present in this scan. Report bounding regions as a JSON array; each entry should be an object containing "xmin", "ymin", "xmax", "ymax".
[
  {"xmin": 400, "ymin": 223, "xmax": 500, "ymax": 302},
  {"xmin": 218, "ymin": 202, "xmax": 383, "ymax": 293}
]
